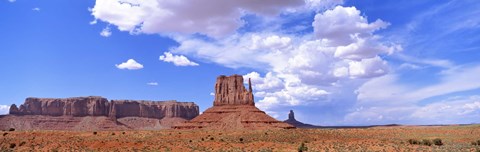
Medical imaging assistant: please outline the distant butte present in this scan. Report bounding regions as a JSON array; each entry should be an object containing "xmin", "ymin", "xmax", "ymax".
[
  {"xmin": 283, "ymin": 110, "xmax": 320, "ymax": 128},
  {"xmin": 0, "ymin": 96, "xmax": 199, "ymax": 131},
  {"xmin": 174, "ymin": 74, "xmax": 294, "ymax": 130}
]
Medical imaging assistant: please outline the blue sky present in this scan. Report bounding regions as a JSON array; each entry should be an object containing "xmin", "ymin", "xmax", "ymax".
[{"xmin": 1, "ymin": 0, "xmax": 479, "ymax": 125}]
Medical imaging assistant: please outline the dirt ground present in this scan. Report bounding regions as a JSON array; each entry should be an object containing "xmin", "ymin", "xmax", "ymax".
[{"xmin": 1, "ymin": 125, "xmax": 480, "ymax": 151}]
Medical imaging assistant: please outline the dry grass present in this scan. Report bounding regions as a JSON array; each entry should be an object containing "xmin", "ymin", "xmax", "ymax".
[{"xmin": 1, "ymin": 125, "xmax": 479, "ymax": 151}]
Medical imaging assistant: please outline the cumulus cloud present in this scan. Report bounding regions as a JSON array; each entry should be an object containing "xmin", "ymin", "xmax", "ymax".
[
  {"xmin": 8, "ymin": 0, "xmax": 15, "ymax": 2},
  {"xmin": 169, "ymin": 6, "xmax": 397, "ymax": 112},
  {"xmin": 115, "ymin": 59, "xmax": 144, "ymax": 70},
  {"xmin": 313, "ymin": 6, "xmax": 390, "ymax": 46},
  {"xmin": 100, "ymin": 26, "xmax": 112, "ymax": 37},
  {"xmin": 0, "ymin": 105, "xmax": 9, "ymax": 115},
  {"xmin": 159, "ymin": 52, "xmax": 199, "ymax": 66},
  {"xmin": 347, "ymin": 56, "xmax": 389, "ymax": 78},
  {"xmin": 32, "ymin": 8, "xmax": 40, "ymax": 11},
  {"xmin": 90, "ymin": 0, "xmax": 304, "ymax": 38},
  {"xmin": 147, "ymin": 82, "xmax": 158, "ymax": 86}
]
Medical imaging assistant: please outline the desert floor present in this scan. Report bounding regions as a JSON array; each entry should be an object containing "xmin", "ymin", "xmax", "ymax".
[{"xmin": 1, "ymin": 125, "xmax": 480, "ymax": 151}]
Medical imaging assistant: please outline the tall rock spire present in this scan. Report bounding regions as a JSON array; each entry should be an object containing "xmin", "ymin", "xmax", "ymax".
[
  {"xmin": 248, "ymin": 78, "xmax": 252, "ymax": 92},
  {"xmin": 288, "ymin": 110, "xmax": 295, "ymax": 120}
]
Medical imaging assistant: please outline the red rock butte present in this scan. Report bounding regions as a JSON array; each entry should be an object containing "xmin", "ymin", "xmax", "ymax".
[
  {"xmin": 174, "ymin": 74, "xmax": 294, "ymax": 130},
  {"xmin": 1, "ymin": 96, "xmax": 199, "ymax": 130}
]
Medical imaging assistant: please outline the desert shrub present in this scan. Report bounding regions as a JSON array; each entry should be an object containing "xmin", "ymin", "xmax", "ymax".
[
  {"xmin": 408, "ymin": 139, "xmax": 420, "ymax": 145},
  {"xmin": 9, "ymin": 143, "xmax": 16, "ymax": 149},
  {"xmin": 239, "ymin": 138, "xmax": 244, "ymax": 142},
  {"xmin": 473, "ymin": 140, "xmax": 480, "ymax": 146},
  {"xmin": 189, "ymin": 140, "xmax": 192, "ymax": 143},
  {"xmin": 210, "ymin": 137, "xmax": 214, "ymax": 141},
  {"xmin": 8, "ymin": 128, "xmax": 15, "ymax": 132},
  {"xmin": 3, "ymin": 132, "xmax": 7, "ymax": 136},
  {"xmin": 433, "ymin": 138, "xmax": 443, "ymax": 146},
  {"xmin": 19, "ymin": 141, "xmax": 26, "ymax": 147},
  {"xmin": 422, "ymin": 139, "xmax": 432, "ymax": 146},
  {"xmin": 298, "ymin": 142, "xmax": 308, "ymax": 152},
  {"xmin": 111, "ymin": 132, "xmax": 115, "ymax": 136},
  {"xmin": 93, "ymin": 132, "xmax": 97, "ymax": 135},
  {"xmin": 201, "ymin": 138, "xmax": 204, "ymax": 141}
]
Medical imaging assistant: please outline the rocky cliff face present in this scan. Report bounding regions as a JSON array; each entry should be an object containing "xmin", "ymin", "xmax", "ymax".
[
  {"xmin": 9, "ymin": 96, "xmax": 199, "ymax": 120},
  {"xmin": 213, "ymin": 75, "xmax": 254, "ymax": 106},
  {"xmin": 110, "ymin": 100, "xmax": 198, "ymax": 120}
]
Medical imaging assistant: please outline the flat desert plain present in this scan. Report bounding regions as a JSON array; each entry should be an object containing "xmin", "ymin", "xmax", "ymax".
[{"xmin": 1, "ymin": 125, "xmax": 480, "ymax": 151}]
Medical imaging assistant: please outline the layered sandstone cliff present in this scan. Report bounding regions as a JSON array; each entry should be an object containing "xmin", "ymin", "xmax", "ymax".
[
  {"xmin": 214, "ymin": 75, "xmax": 254, "ymax": 106},
  {"xmin": 174, "ymin": 75, "xmax": 294, "ymax": 130},
  {"xmin": 9, "ymin": 96, "xmax": 199, "ymax": 120}
]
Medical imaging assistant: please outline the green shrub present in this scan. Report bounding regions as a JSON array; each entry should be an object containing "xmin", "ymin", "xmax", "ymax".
[
  {"xmin": 9, "ymin": 143, "xmax": 16, "ymax": 149},
  {"xmin": 408, "ymin": 139, "xmax": 420, "ymax": 145},
  {"xmin": 298, "ymin": 142, "xmax": 308, "ymax": 152},
  {"xmin": 422, "ymin": 139, "xmax": 432, "ymax": 146},
  {"xmin": 433, "ymin": 138, "xmax": 443, "ymax": 146}
]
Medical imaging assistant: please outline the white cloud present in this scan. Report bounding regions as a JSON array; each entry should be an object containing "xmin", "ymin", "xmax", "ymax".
[
  {"xmin": 32, "ymin": 7, "xmax": 40, "ymax": 11},
  {"xmin": 313, "ymin": 6, "xmax": 390, "ymax": 46},
  {"xmin": 159, "ymin": 52, "xmax": 199, "ymax": 66},
  {"xmin": 306, "ymin": 0, "xmax": 343, "ymax": 11},
  {"xmin": 170, "ymin": 6, "xmax": 396, "ymax": 111},
  {"xmin": 398, "ymin": 63, "xmax": 422, "ymax": 70},
  {"xmin": 115, "ymin": 59, "xmax": 144, "ymax": 70},
  {"xmin": 0, "ymin": 105, "xmax": 9, "ymax": 115},
  {"xmin": 357, "ymin": 65, "xmax": 480, "ymax": 104},
  {"xmin": 345, "ymin": 95, "xmax": 480, "ymax": 125},
  {"xmin": 100, "ymin": 26, "xmax": 112, "ymax": 37},
  {"xmin": 8, "ymin": 0, "xmax": 15, "ymax": 2},
  {"xmin": 147, "ymin": 82, "xmax": 158, "ymax": 86},
  {"xmin": 348, "ymin": 56, "xmax": 389, "ymax": 78},
  {"xmin": 396, "ymin": 54, "xmax": 453, "ymax": 68},
  {"xmin": 243, "ymin": 72, "xmax": 283, "ymax": 91},
  {"xmin": 90, "ymin": 0, "xmax": 304, "ymax": 38}
]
